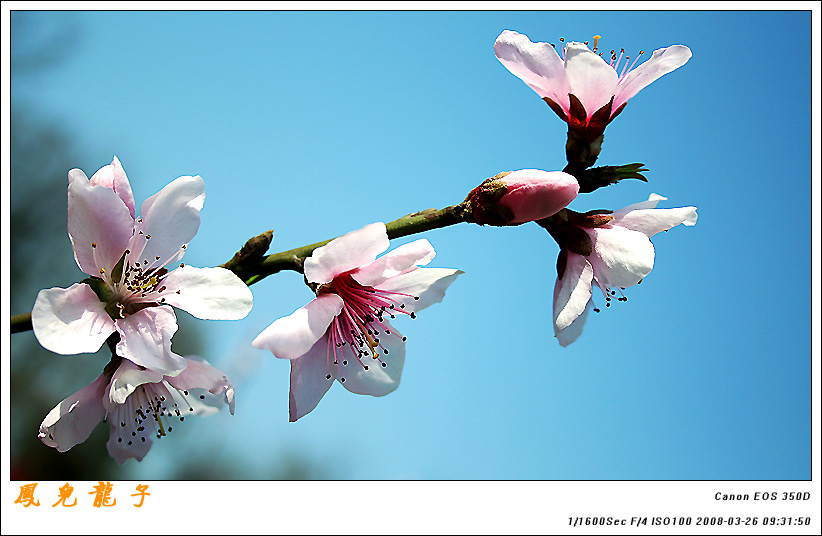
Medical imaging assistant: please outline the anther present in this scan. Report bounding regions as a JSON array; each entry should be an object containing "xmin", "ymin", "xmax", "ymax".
[{"xmin": 91, "ymin": 242, "xmax": 97, "ymax": 248}]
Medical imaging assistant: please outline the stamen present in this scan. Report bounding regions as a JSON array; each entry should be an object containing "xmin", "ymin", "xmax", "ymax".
[
  {"xmin": 321, "ymin": 272, "xmax": 418, "ymax": 373},
  {"xmin": 592, "ymin": 35, "xmax": 601, "ymax": 53}
]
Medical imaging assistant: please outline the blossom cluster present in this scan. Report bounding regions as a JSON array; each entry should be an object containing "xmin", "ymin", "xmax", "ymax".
[
  {"xmin": 32, "ymin": 158, "xmax": 250, "ymax": 462},
  {"xmin": 25, "ymin": 28, "xmax": 697, "ymax": 464}
]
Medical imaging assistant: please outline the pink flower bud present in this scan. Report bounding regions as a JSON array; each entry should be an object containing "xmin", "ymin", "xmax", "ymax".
[
  {"xmin": 467, "ymin": 169, "xmax": 579, "ymax": 226},
  {"xmin": 499, "ymin": 169, "xmax": 579, "ymax": 223}
]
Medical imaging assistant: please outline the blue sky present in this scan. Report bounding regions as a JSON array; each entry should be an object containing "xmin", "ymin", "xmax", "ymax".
[{"xmin": 7, "ymin": 9, "xmax": 816, "ymax": 484}]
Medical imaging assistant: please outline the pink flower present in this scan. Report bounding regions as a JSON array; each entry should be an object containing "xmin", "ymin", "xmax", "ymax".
[
  {"xmin": 38, "ymin": 356, "xmax": 235, "ymax": 464},
  {"xmin": 31, "ymin": 157, "xmax": 253, "ymax": 376},
  {"xmin": 495, "ymin": 30, "xmax": 691, "ymax": 140},
  {"xmin": 467, "ymin": 169, "xmax": 579, "ymax": 225},
  {"xmin": 551, "ymin": 194, "xmax": 697, "ymax": 346},
  {"xmin": 252, "ymin": 222, "xmax": 462, "ymax": 421}
]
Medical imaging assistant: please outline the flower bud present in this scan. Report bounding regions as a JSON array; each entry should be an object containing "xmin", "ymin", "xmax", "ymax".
[{"xmin": 466, "ymin": 169, "xmax": 579, "ymax": 226}]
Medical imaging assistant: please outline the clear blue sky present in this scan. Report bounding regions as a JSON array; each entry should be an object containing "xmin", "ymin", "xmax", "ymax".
[{"xmin": 8, "ymin": 9, "xmax": 815, "ymax": 480}]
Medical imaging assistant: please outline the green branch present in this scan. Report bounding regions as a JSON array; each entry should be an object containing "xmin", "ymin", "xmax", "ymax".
[{"xmin": 11, "ymin": 312, "xmax": 33, "ymax": 334}]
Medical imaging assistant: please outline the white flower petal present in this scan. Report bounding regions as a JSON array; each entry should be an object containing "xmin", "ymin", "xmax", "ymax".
[
  {"xmin": 494, "ymin": 30, "xmax": 571, "ymax": 111},
  {"xmin": 375, "ymin": 267, "xmax": 463, "ymax": 312},
  {"xmin": 588, "ymin": 226, "xmax": 655, "ymax": 289},
  {"xmin": 38, "ymin": 373, "xmax": 107, "ymax": 453},
  {"xmin": 564, "ymin": 42, "xmax": 619, "ymax": 119},
  {"xmin": 613, "ymin": 206, "xmax": 698, "ymax": 237},
  {"xmin": 555, "ymin": 298, "xmax": 593, "ymax": 347},
  {"xmin": 352, "ymin": 238, "xmax": 436, "ymax": 287},
  {"xmin": 106, "ymin": 407, "xmax": 154, "ymax": 464},
  {"xmin": 115, "ymin": 306, "xmax": 187, "ymax": 376},
  {"xmin": 303, "ymin": 222, "xmax": 390, "ymax": 284},
  {"xmin": 131, "ymin": 175, "xmax": 205, "ymax": 269},
  {"xmin": 337, "ymin": 322, "xmax": 405, "ymax": 397},
  {"xmin": 107, "ymin": 359, "xmax": 165, "ymax": 408},
  {"xmin": 614, "ymin": 45, "xmax": 692, "ymax": 111},
  {"xmin": 88, "ymin": 156, "xmax": 136, "ymax": 218},
  {"xmin": 252, "ymin": 294, "xmax": 344, "ymax": 360},
  {"xmin": 67, "ymin": 168, "xmax": 135, "ymax": 277},
  {"xmin": 166, "ymin": 356, "xmax": 235, "ymax": 415},
  {"xmin": 288, "ymin": 334, "xmax": 337, "ymax": 422},
  {"xmin": 553, "ymin": 253, "xmax": 594, "ymax": 331},
  {"xmin": 157, "ymin": 266, "xmax": 253, "ymax": 320},
  {"xmin": 32, "ymin": 283, "xmax": 116, "ymax": 355}
]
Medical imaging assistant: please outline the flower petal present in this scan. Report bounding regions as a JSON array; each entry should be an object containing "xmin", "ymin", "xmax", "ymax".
[
  {"xmin": 588, "ymin": 226, "xmax": 655, "ymax": 289},
  {"xmin": 553, "ymin": 253, "xmax": 594, "ymax": 331},
  {"xmin": 106, "ymin": 359, "xmax": 165, "ymax": 408},
  {"xmin": 130, "ymin": 175, "xmax": 205, "ymax": 270},
  {"xmin": 614, "ymin": 45, "xmax": 692, "ymax": 111},
  {"xmin": 157, "ymin": 266, "xmax": 253, "ymax": 320},
  {"xmin": 88, "ymin": 156, "xmax": 136, "ymax": 218},
  {"xmin": 106, "ymin": 405, "xmax": 154, "ymax": 464},
  {"xmin": 352, "ymin": 238, "xmax": 436, "ymax": 287},
  {"xmin": 555, "ymin": 298, "xmax": 593, "ymax": 347},
  {"xmin": 494, "ymin": 30, "xmax": 571, "ymax": 113},
  {"xmin": 288, "ymin": 334, "xmax": 337, "ymax": 421},
  {"xmin": 303, "ymin": 222, "xmax": 390, "ymax": 284},
  {"xmin": 252, "ymin": 294, "xmax": 344, "ymax": 359},
  {"xmin": 564, "ymin": 42, "xmax": 619, "ymax": 120},
  {"xmin": 38, "ymin": 373, "xmax": 107, "ymax": 453},
  {"xmin": 166, "ymin": 356, "xmax": 235, "ymax": 415},
  {"xmin": 338, "ymin": 321, "xmax": 405, "ymax": 397},
  {"xmin": 115, "ymin": 306, "xmax": 187, "ymax": 376},
  {"xmin": 374, "ymin": 267, "xmax": 463, "ymax": 312},
  {"xmin": 32, "ymin": 283, "xmax": 116, "ymax": 355},
  {"xmin": 67, "ymin": 168, "xmax": 135, "ymax": 277},
  {"xmin": 613, "ymin": 206, "xmax": 698, "ymax": 237}
]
